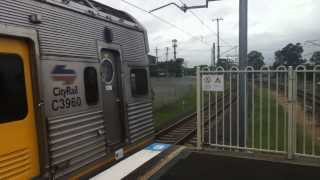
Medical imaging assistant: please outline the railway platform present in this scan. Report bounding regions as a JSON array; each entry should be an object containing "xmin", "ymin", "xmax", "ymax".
[
  {"xmin": 150, "ymin": 149, "xmax": 320, "ymax": 180},
  {"xmin": 90, "ymin": 142, "xmax": 320, "ymax": 180}
]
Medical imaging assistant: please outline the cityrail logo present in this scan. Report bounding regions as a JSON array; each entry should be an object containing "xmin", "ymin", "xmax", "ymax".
[{"xmin": 51, "ymin": 65, "xmax": 77, "ymax": 85}]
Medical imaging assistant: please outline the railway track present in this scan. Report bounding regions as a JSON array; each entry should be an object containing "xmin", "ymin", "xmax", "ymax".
[
  {"xmin": 254, "ymin": 82, "xmax": 320, "ymax": 110},
  {"xmin": 276, "ymin": 83, "xmax": 320, "ymax": 109},
  {"xmin": 154, "ymin": 81, "xmax": 320, "ymax": 146},
  {"xmin": 155, "ymin": 94, "xmax": 236, "ymax": 146},
  {"xmin": 155, "ymin": 112, "xmax": 197, "ymax": 145},
  {"xmin": 297, "ymin": 90, "xmax": 320, "ymax": 106}
]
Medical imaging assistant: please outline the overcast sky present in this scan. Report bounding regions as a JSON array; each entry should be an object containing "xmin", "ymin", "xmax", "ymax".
[{"xmin": 95, "ymin": 0, "xmax": 320, "ymax": 67}]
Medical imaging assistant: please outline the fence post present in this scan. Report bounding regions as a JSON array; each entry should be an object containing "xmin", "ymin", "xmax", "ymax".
[
  {"xmin": 197, "ymin": 66, "xmax": 202, "ymax": 150},
  {"xmin": 287, "ymin": 66, "xmax": 295, "ymax": 159}
]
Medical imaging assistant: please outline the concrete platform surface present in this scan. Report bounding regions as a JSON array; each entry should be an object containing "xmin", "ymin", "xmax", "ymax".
[
  {"xmin": 152, "ymin": 151, "xmax": 320, "ymax": 180},
  {"xmin": 90, "ymin": 143, "xmax": 171, "ymax": 180}
]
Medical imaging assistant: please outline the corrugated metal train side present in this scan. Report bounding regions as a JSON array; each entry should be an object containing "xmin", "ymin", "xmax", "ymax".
[{"xmin": 0, "ymin": 0, "xmax": 154, "ymax": 179}]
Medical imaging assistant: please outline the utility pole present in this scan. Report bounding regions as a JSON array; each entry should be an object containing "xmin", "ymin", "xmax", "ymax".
[
  {"xmin": 235, "ymin": 46, "xmax": 238, "ymax": 64},
  {"xmin": 172, "ymin": 39, "xmax": 178, "ymax": 61},
  {"xmin": 213, "ymin": 18, "xmax": 223, "ymax": 62},
  {"xmin": 155, "ymin": 47, "xmax": 159, "ymax": 64},
  {"xmin": 239, "ymin": 0, "xmax": 248, "ymax": 147},
  {"xmin": 165, "ymin": 47, "xmax": 170, "ymax": 77},
  {"xmin": 211, "ymin": 43, "xmax": 216, "ymax": 69},
  {"xmin": 165, "ymin": 47, "xmax": 169, "ymax": 62}
]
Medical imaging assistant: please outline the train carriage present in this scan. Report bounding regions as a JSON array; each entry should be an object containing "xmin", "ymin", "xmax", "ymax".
[{"xmin": 0, "ymin": 0, "xmax": 154, "ymax": 179}]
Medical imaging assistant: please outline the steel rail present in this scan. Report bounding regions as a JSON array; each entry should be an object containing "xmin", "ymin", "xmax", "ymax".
[{"xmin": 155, "ymin": 92, "xmax": 236, "ymax": 145}]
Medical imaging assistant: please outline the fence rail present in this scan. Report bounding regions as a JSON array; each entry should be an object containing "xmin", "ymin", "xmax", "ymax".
[{"xmin": 197, "ymin": 65, "xmax": 320, "ymax": 160}]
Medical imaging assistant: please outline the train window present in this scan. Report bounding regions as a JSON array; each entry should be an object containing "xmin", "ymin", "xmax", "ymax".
[
  {"xmin": 130, "ymin": 69, "xmax": 149, "ymax": 96},
  {"xmin": 84, "ymin": 67, "xmax": 99, "ymax": 105},
  {"xmin": 0, "ymin": 54, "xmax": 28, "ymax": 123},
  {"xmin": 101, "ymin": 60, "xmax": 114, "ymax": 84}
]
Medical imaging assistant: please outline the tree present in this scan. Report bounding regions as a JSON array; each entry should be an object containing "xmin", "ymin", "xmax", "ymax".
[
  {"xmin": 273, "ymin": 43, "xmax": 304, "ymax": 68},
  {"xmin": 150, "ymin": 59, "xmax": 185, "ymax": 77},
  {"xmin": 199, "ymin": 64, "xmax": 209, "ymax": 69},
  {"xmin": 310, "ymin": 51, "xmax": 320, "ymax": 65},
  {"xmin": 247, "ymin": 50, "xmax": 265, "ymax": 69}
]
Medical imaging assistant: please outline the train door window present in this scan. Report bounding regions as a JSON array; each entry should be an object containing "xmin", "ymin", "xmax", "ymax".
[
  {"xmin": 84, "ymin": 67, "xmax": 99, "ymax": 105},
  {"xmin": 130, "ymin": 69, "xmax": 148, "ymax": 96},
  {"xmin": 0, "ymin": 53, "xmax": 28, "ymax": 123},
  {"xmin": 101, "ymin": 60, "xmax": 114, "ymax": 84}
]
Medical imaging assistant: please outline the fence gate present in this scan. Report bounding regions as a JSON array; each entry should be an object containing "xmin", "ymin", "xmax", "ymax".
[{"xmin": 196, "ymin": 65, "xmax": 320, "ymax": 159}]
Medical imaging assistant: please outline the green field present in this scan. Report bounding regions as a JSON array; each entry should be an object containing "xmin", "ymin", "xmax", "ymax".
[
  {"xmin": 153, "ymin": 86, "xmax": 196, "ymax": 130},
  {"xmin": 248, "ymin": 88, "xmax": 287, "ymax": 150},
  {"xmin": 248, "ymin": 88, "xmax": 320, "ymax": 154}
]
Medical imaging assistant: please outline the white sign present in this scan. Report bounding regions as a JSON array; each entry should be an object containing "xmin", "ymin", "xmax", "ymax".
[{"xmin": 202, "ymin": 75, "xmax": 224, "ymax": 92}]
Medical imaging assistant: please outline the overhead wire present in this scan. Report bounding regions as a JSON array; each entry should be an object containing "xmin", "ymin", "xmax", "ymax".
[
  {"xmin": 177, "ymin": 0, "xmax": 213, "ymax": 32},
  {"xmin": 177, "ymin": 0, "xmax": 233, "ymax": 47},
  {"xmin": 220, "ymin": 46, "xmax": 238, "ymax": 57},
  {"xmin": 120, "ymin": 0, "xmax": 211, "ymax": 46}
]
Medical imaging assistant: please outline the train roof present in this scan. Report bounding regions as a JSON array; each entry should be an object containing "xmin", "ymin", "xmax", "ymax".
[
  {"xmin": 43, "ymin": 0, "xmax": 145, "ymax": 30},
  {"xmin": 72, "ymin": 0, "xmax": 135, "ymax": 23}
]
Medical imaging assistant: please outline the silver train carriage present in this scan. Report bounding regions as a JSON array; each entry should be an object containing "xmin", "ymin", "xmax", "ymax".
[{"xmin": 0, "ymin": 0, "xmax": 154, "ymax": 179}]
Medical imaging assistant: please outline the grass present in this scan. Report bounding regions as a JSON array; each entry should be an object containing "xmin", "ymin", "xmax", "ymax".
[
  {"xmin": 296, "ymin": 119, "xmax": 320, "ymax": 155},
  {"xmin": 248, "ymin": 88, "xmax": 320, "ymax": 155},
  {"xmin": 248, "ymin": 88, "xmax": 288, "ymax": 151},
  {"xmin": 153, "ymin": 85, "xmax": 196, "ymax": 131}
]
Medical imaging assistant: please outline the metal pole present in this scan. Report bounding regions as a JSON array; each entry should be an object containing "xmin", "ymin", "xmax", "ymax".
[
  {"xmin": 155, "ymin": 47, "xmax": 159, "ymax": 64},
  {"xmin": 172, "ymin": 39, "xmax": 178, "ymax": 61},
  {"xmin": 217, "ymin": 19, "xmax": 220, "ymax": 61},
  {"xmin": 197, "ymin": 66, "xmax": 202, "ymax": 149},
  {"xmin": 239, "ymin": 0, "xmax": 248, "ymax": 70},
  {"xmin": 166, "ymin": 47, "xmax": 170, "ymax": 77},
  {"xmin": 165, "ymin": 47, "xmax": 169, "ymax": 61},
  {"xmin": 287, "ymin": 66, "xmax": 295, "ymax": 159},
  {"xmin": 213, "ymin": 18, "xmax": 223, "ymax": 61},
  {"xmin": 212, "ymin": 43, "xmax": 216, "ymax": 69},
  {"xmin": 239, "ymin": 0, "xmax": 247, "ymax": 147}
]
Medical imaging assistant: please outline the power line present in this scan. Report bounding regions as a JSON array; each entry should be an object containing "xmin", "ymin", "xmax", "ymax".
[
  {"xmin": 177, "ymin": 0, "xmax": 232, "ymax": 47},
  {"xmin": 303, "ymin": 51, "xmax": 315, "ymax": 57},
  {"xmin": 121, "ymin": 0, "xmax": 210, "ymax": 46},
  {"xmin": 152, "ymin": 46, "xmax": 211, "ymax": 52},
  {"xmin": 189, "ymin": 10, "xmax": 233, "ymax": 47},
  {"xmin": 122, "ymin": 0, "xmax": 235, "ymax": 50},
  {"xmin": 305, "ymin": 40, "xmax": 320, "ymax": 47},
  {"xmin": 152, "ymin": 47, "xmax": 212, "ymax": 52},
  {"xmin": 121, "ymin": 0, "xmax": 192, "ymax": 36},
  {"xmin": 177, "ymin": 0, "xmax": 213, "ymax": 32},
  {"xmin": 220, "ymin": 46, "xmax": 238, "ymax": 57},
  {"xmin": 179, "ymin": 49, "xmax": 212, "ymax": 51}
]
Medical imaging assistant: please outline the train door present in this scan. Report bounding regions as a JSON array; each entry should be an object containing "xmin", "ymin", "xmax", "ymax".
[
  {"xmin": 100, "ymin": 50, "xmax": 125, "ymax": 148},
  {"xmin": 0, "ymin": 37, "xmax": 40, "ymax": 179}
]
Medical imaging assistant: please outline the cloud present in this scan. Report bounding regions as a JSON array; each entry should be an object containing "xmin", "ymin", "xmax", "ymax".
[{"xmin": 95, "ymin": 0, "xmax": 320, "ymax": 67}]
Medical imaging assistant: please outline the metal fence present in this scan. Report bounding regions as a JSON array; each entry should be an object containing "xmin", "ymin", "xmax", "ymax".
[{"xmin": 196, "ymin": 65, "xmax": 320, "ymax": 159}]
